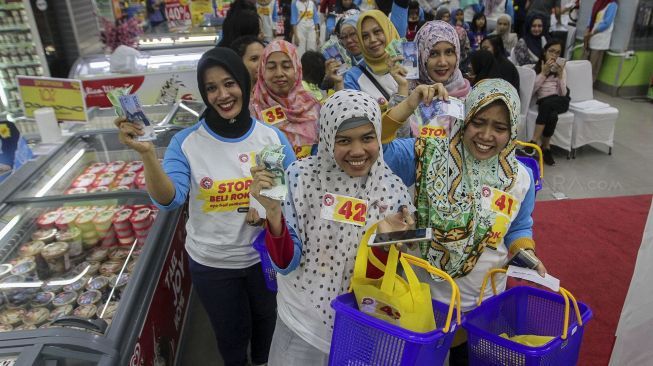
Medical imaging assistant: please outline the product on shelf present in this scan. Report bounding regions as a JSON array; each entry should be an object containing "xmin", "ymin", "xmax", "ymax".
[{"xmin": 67, "ymin": 160, "xmax": 148, "ymax": 195}]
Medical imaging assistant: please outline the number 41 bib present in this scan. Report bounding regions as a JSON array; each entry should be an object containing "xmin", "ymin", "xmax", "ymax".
[{"xmin": 320, "ymin": 192, "xmax": 368, "ymax": 226}]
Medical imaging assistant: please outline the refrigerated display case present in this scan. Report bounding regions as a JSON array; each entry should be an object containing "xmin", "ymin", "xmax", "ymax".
[
  {"xmin": 0, "ymin": 127, "xmax": 192, "ymax": 365},
  {"xmin": 0, "ymin": 0, "xmax": 50, "ymax": 117}
]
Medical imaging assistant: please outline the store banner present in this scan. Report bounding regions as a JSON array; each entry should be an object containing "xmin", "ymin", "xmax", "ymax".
[
  {"xmin": 81, "ymin": 71, "xmax": 200, "ymax": 108},
  {"xmin": 165, "ymin": 0, "xmax": 193, "ymax": 32},
  {"xmin": 17, "ymin": 76, "xmax": 87, "ymax": 122},
  {"xmin": 190, "ymin": 0, "xmax": 213, "ymax": 26}
]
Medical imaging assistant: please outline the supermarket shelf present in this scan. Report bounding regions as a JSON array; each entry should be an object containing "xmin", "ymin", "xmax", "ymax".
[
  {"xmin": 0, "ymin": 60, "xmax": 41, "ymax": 68},
  {"xmin": 0, "ymin": 42, "xmax": 35, "ymax": 50},
  {"xmin": 0, "ymin": 25, "xmax": 30, "ymax": 32}
]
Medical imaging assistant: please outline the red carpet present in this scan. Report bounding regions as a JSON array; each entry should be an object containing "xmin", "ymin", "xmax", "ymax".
[{"xmin": 526, "ymin": 195, "xmax": 652, "ymax": 366}]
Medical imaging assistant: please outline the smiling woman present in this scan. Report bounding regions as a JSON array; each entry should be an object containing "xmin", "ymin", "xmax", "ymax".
[{"xmin": 251, "ymin": 40, "xmax": 321, "ymax": 158}]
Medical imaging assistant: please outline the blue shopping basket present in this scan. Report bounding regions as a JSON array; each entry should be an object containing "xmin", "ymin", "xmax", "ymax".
[
  {"xmin": 516, "ymin": 141, "xmax": 544, "ymax": 192},
  {"xmin": 252, "ymin": 230, "xmax": 277, "ymax": 292},
  {"xmin": 329, "ymin": 253, "xmax": 462, "ymax": 366},
  {"xmin": 464, "ymin": 269, "xmax": 593, "ymax": 366}
]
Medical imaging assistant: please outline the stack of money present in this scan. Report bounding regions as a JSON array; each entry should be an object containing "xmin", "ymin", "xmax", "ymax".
[
  {"xmin": 385, "ymin": 38, "xmax": 406, "ymax": 58},
  {"xmin": 255, "ymin": 145, "xmax": 287, "ymax": 201},
  {"xmin": 107, "ymin": 87, "xmax": 133, "ymax": 117}
]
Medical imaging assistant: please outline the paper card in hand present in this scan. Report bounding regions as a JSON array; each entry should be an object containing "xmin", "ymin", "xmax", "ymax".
[
  {"xmin": 118, "ymin": 94, "xmax": 156, "ymax": 141},
  {"xmin": 401, "ymin": 42, "xmax": 419, "ymax": 79},
  {"xmin": 255, "ymin": 144, "xmax": 287, "ymax": 201}
]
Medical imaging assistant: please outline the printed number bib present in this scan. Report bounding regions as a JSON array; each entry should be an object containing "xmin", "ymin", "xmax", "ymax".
[
  {"xmin": 320, "ymin": 193, "xmax": 368, "ymax": 226},
  {"xmin": 261, "ymin": 105, "xmax": 287, "ymax": 125},
  {"xmin": 293, "ymin": 145, "xmax": 312, "ymax": 159},
  {"xmin": 481, "ymin": 185, "xmax": 520, "ymax": 218}
]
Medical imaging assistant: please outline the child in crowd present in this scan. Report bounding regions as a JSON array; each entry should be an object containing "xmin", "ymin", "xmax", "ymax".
[
  {"xmin": 257, "ymin": 0, "xmax": 279, "ymax": 42},
  {"xmin": 291, "ymin": 0, "xmax": 320, "ymax": 56},
  {"xmin": 406, "ymin": 1, "xmax": 424, "ymax": 41},
  {"xmin": 300, "ymin": 51, "xmax": 327, "ymax": 102},
  {"xmin": 468, "ymin": 12, "xmax": 487, "ymax": 51},
  {"xmin": 528, "ymin": 39, "xmax": 569, "ymax": 166}
]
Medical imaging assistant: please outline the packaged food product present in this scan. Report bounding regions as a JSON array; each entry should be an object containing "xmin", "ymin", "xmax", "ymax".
[
  {"xmin": 98, "ymin": 301, "xmax": 119, "ymax": 319},
  {"xmin": 108, "ymin": 248, "xmax": 130, "ymax": 261},
  {"xmin": 99, "ymin": 261, "xmax": 122, "ymax": 276},
  {"xmin": 109, "ymin": 272, "xmax": 130, "ymax": 290},
  {"xmin": 54, "ymin": 211, "xmax": 78, "ymax": 231},
  {"xmin": 37, "ymin": 211, "xmax": 60, "ymax": 230},
  {"xmin": 65, "ymin": 187, "xmax": 88, "ymax": 195},
  {"xmin": 115, "ymin": 171, "xmax": 136, "ymax": 187},
  {"xmin": 73, "ymin": 261, "xmax": 101, "ymax": 277},
  {"xmin": 111, "ymin": 185, "xmax": 130, "ymax": 192},
  {"xmin": 89, "ymin": 186, "xmax": 110, "ymax": 193},
  {"xmin": 40, "ymin": 242, "xmax": 71, "ymax": 273},
  {"xmin": 112, "ymin": 209, "xmax": 133, "ymax": 231},
  {"xmin": 10, "ymin": 259, "xmax": 35, "ymax": 277},
  {"xmin": 71, "ymin": 173, "xmax": 96, "ymax": 188},
  {"xmin": 77, "ymin": 290, "xmax": 102, "ymax": 306},
  {"xmin": 0, "ymin": 324, "xmax": 13, "ymax": 332},
  {"xmin": 62, "ymin": 276, "xmax": 89, "ymax": 293},
  {"xmin": 13, "ymin": 323, "xmax": 37, "ymax": 331},
  {"xmin": 93, "ymin": 172, "xmax": 116, "ymax": 187},
  {"xmin": 41, "ymin": 277, "xmax": 65, "ymax": 293},
  {"xmin": 48, "ymin": 304, "xmax": 73, "ymax": 321},
  {"xmin": 0, "ymin": 308, "xmax": 25, "ymax": 325},
  {"xmin": 86, "ymin": 248, "xmax": 109, "ymax": 262},
  {"xmin": 135, "ymin": 171, "xmax": 146, "ymax": 189},
  {"xmin": 30, "ymin": 291, "xmax": 55, "ymax": 308},
  {"xmin": 75, "ymin": 210, "xmax": 97, "ymax": 232},
  {"xmin": 86, "ymin": 276, "xmax": 109, "ymax": 292},
  {"xmin": 105, "ymin": 161, "xmax": 126, "ymax": 173},
  {"xmin": 73, "ymin": 304, "xmax": 97, "ymax": 319},
  {"xmin": 18, "ymin": 240, "xmax": 45, "ymax": 257},
  {"xmin": 93, "ymin": 210, "xmax": 115, "ymax": 232},
  {"xmin": 56, "ymin": 227, "xmax": 83, "ymax": 256},
  {"xmin": 52, "ymin": 291, "xmax": 78, "ymax": 307},
  {"xmin": 31, "ymin": 228, "xmax": 57, "ymax": 244},
  {"xmin": 84, "ymin": 162, "xmax": 107, "ymax": 174},
  {"xmin": 0, "ymin": 264, "xmax": 13, "ymax": 279},
  {"xmin": 23, "ymin": 307, "xmax": 50, "ymax": 325},
  {"xmin": 124, "ymin": 161, "xmax": 144, "ymax": 173}
]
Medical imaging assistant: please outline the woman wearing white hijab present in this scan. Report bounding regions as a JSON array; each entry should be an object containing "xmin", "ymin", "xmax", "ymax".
[{"xmin": 251, "ymin": 89, "xmax": 415, "ymax": 364}]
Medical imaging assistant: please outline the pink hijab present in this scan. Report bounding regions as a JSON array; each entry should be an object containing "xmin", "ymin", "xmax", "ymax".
[
  {"xmin": 251, "ymin": 40, "xmax": 320, "ymax": 148},
  {"xmin": 414, "ymin": 21, "xmax": 471, "ymax": 99}
]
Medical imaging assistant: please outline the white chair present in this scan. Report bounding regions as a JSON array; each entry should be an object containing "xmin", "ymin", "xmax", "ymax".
[
  {"xmin": 525, "ymin": 66, "xmax": 575, "ymax": 159},
  {"xmin": 516, "ymin": 66, "xmax": 536, "ymax": 141},
  {"xmin": 565, "ymin": 60, "xmax": 619, "ymax": 158}
]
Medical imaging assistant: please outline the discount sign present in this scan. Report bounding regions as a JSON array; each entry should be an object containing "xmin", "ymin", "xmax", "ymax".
[{"xmin": 165, "ymin": 0, "xmax": 192, "ymax": 32}]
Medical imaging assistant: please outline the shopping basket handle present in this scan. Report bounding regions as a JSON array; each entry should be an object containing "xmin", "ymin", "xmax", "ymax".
[
  {"xmin": 402, "ymin": 253, "xmax": 462, "ymax": 333},
  {"xmin": 515, "ymin": 140, "xmax": 544, "ymax": 180},
  {"xmin": 477, "ymin": 269, "xmax": 583, "ymax": 340}
]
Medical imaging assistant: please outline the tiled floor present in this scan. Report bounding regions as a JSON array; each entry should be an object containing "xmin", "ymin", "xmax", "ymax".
[{"xmin": 177, "ymin": 91, "xmax": 653, "ymax": 365}]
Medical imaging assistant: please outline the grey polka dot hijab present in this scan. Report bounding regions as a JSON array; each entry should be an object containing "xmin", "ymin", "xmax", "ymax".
[{"xmin": 281, "ymin": 89, "xmax": 414, "ymax": 329}]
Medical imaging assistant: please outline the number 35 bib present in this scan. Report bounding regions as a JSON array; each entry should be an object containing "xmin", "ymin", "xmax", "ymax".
[{"xmin": 320, "ymin": 193, "xmax": 368, "ymax": 226}]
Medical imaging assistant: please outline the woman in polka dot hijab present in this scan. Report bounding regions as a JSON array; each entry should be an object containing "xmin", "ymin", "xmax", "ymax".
[{"xmin": 251, "ymin": 89, "xmax": 414, "ymax": 361}]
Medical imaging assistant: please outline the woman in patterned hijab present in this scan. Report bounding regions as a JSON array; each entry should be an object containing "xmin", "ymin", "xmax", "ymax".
[{"xmin": 251, "ymin": 89, "xmax": 414, "ymax": 364}]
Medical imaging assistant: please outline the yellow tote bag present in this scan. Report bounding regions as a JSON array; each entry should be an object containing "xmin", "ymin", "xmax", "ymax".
[{"xmin": 350, "ymin": 224, "xmax": 436, "ymax": 333}]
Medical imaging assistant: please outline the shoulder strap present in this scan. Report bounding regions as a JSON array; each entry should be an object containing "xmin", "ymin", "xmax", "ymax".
[{"xmin": 357, "ymin": 65, "xmax": 391, "ymax": 101}]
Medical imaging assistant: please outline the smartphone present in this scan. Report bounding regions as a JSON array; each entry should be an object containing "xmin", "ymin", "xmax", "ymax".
[
  {"xmin": 556, "ymin": 57, "xmax": 565, "ymax": 66},
  {"xmin": 369, "ymin": 228, "xmax": 432, "ymax": 247},
  {"xmin": 508, "ymin": 249, "xmax": 540, "ymax": 269}
]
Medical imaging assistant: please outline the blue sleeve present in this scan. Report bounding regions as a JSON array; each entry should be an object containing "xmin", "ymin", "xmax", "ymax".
[
  {"xmin": 313, "ymin": 2, "xmax": 320, "ymax": 24},
  {"xmin": 390, "ymin": 1, "xmax": 408, "ymax": 38},
  {"xmin": 271, "ymin": 125, "xmax": 297, "ymax": 169},
  {"xmin": 291, "ymin": 1, "xmax": 298, "ymax": 25},
  {"xmin": 594, "ymin": 3, "xmax": 617, "ymax": 33},
  {"xmin": 354, "ymin": 0, "xmax": 361, "ymax": 6},
  {"xmin": 272, "ymin": 0, "xmax": 278, "ymax": 22},
  {"xmin": 382, "ymin": 138, "xmax": 416, "ymax": 187},
  {"xmin": 504, "ymin": 164, "xmax": 535, "ymax": 248},
  {"xmin": 505, "ymin": 0, "xmax": 514, "ymax": 20},
  {"xmin": 344, "ymin": 67, "xmax": 362, "ymax": 90},
  {"xmin": 419, "ymin": 8, "xmax": 424, "ymax": 22},
  {"xmin": 151, "ymin": 134, "xmax": 191, "ymax": 210}
]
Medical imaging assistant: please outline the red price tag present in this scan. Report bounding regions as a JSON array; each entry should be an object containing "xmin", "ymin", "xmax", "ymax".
[
  {"xmin": 165, "ymin": 2, "xmax": 190, "ymax": 21},
  {"xmin": 321, "ymin": 193, "xmax": 367, "ymax": 226},
  {"xmin": 261, "ymin": 105, "xmax": 287, "ymax": 125}
]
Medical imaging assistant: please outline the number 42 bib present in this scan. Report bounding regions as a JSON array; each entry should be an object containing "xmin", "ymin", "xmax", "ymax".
[{"xmin": 320, "ymin": 192, "xmax": 368, "ymax": 226}]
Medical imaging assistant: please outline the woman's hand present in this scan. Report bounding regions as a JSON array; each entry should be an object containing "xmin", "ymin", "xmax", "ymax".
[
  {"xmin": 556, "ymin": 60, "xmax": 566, "ymax": 77},
  {"xmin": 387, "ymin": 55, "xmax": 408, "ymax": 93},
  {"xmin": 528, "ymin": 250, "xmax": 548, "ymax": 277},
  {"xmin": 324, "ymin": 58, "xmax": 344, "ymax": 91},
  {"xmin": 406, "ymin": 83, "xmax": 448, "ymax": 111},
  {"xmin": 377, "ymin": 206, "xmax": 415, "ymax": 234},
  {"xmin": 250, "ymin": 166, "xmax": 283, "ymax": 215},
  {"xmin": 542, "ymin": 59, "xmax": 554, "ymax": 75},
  {"xmin": 246, "ymin": 207, "xmax": 265, "ymax": 227},
  {"xmin": 114, "ymin": 117, "xmax": 155, "ymax": 155}
]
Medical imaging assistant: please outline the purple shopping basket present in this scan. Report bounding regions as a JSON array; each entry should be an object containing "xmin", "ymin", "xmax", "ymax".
[
  {"xmin": 463, "ymin": 286, "xmax": 592, "ymax": 366},
  {"xmin": 329, "ymin": 292, "xmax": 459, "ymax": 366},
  {"xmin": 516, "ymin": 155, "xmax": 543, "ymax": 192},
  {"xmin": 252, "ymin": 230, "xmax": 277, "ymax": 292}
]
